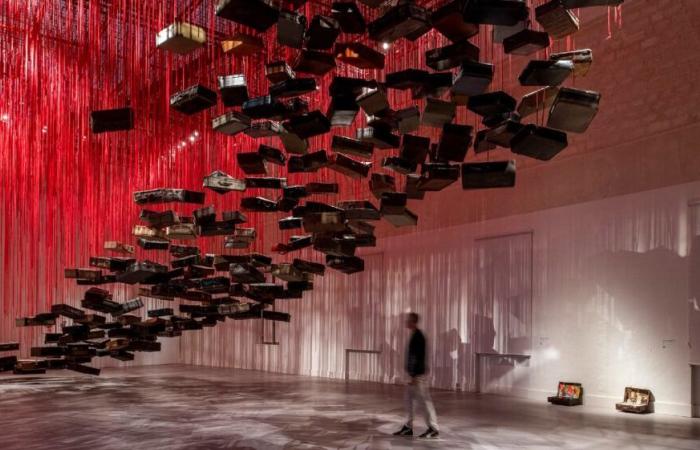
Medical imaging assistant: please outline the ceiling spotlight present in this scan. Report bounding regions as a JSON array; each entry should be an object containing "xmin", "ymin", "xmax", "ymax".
[
  {"xmin": 0, "ymin": 114, "xmax": 9, "ymax": 122},
  {"xmin": 189, "ymin": 135, "xmax": 196, "ymax": 143},
  {"xmin": 41, "ymin": 125, "xmax": 48, "ymax": 133},
  {"xmin": 193, "ymin": 130, "xmax": 200, "ymax": 137},
  {"xmin": 382, "ymin": 42, "xmax": 390, "ymax": 50}
]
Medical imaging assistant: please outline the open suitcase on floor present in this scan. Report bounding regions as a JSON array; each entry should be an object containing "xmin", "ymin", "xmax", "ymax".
[
  {"xmin": 547, "ymin": 381, "xmax": 583, "ymax": 406},
  {"xmin": 616, "ymin": 387, "xmax": 654, "ymax": 413}
]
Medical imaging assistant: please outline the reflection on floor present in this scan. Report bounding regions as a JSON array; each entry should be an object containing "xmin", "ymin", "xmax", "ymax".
[{"xmin": 0, "ymin": 365, "xmax": 698, "ymax": 450}]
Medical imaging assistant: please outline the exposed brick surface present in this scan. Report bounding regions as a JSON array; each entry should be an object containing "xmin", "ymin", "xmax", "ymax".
[{"xmin": 380, "ymin": 0, "xmax": 700, "ymax": 238}]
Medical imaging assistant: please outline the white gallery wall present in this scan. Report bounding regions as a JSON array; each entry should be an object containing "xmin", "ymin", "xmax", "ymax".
[{"xmin": 179, "ymin": 180, "xmax": 700, "ymax": 417}]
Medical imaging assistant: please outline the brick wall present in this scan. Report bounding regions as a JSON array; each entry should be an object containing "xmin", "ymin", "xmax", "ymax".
[{"xmin": 380, "ymin": 0, "xmax": 700, "ymax": 237}]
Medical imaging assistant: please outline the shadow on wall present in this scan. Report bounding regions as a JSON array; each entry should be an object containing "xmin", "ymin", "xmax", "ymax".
[
  {"xmin": 583, "ymin": 246, "xmax": 690, "ymax": 400},
  {"xmin": 433, "ymin": 315, "xmax": 501, "ymax": 392}
]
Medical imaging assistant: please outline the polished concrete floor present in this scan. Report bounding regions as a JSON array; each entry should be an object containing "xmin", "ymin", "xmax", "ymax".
[{"xmin": 0, "ymin": 365, "xmax": 698, "ymax": 450}]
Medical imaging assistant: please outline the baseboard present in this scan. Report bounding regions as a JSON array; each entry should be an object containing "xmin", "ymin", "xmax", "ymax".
[{"xmin": 483, "ymin": 385, "xmax": 693, "ymax": 417}]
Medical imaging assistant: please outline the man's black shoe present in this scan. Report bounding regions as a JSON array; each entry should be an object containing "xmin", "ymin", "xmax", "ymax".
[
  {"xmin": 393, "ymin": 425, "xmax": 413, "ymax": 436},
  {"xmin": 419, "ymin": 427, "xmax": 439, "ymax": 439}
]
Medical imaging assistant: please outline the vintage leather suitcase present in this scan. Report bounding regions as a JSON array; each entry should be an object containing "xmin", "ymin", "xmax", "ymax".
[
  {"xmin": 277, "ymin": 10, "xmax": 307, "ymax": 49},
  {"xmin": 517, "ymin": 86, "xmax": 560, "ymax": 119},
  {"xmin": 417, "ymin": 163, "xmax": 460, "ymax": 191},
  {"xmin": 536, "ymin": 0, "xmax": 579, "ymax": 39},
  {"xmin": 139, "ymin": 210, "xmax": 178, "ymax": 229},
  {"xmin": 436, "ymin": 124, "xmax": 473, "ymax": 162},
  {"xmin": 328, "ymin": 154, "xmax": 372, "ymax": 179},
  {"xmin": 244, "ymin": 120, "xmax": 282, "ymax": 139},
  {"xmin": 221, "ymin": 32, "xmax": 264, "ymax": 55},
  {"xmin": 335, "ymin": 43, "xmax": 385, "ymax": 70},
  {"xmin": 258, "ymin": 145, "xmax": 286, "ymax": 166},
  {"xmin": 306, "ymin": 182, "xmax": 339, "ymax": 194},
  {"xmin": 278, "ymin": 125, "xmax": 309, "ymax": 155},
  {"xmin": 156, "ymin": 22, "xmax": 205, "ymax": 55},
  {"xmin": 326, "ymin": 255, "xmax": 365, "ymax": 274},
  {"xmin": 504, "ymin": 29, "xmax": 551, "ymax": 55},
  {"xmin": 357, "ymin": 87, "xmax": 390, "ymax": 116},
  {"xmin": 485, "ymin": 119, "xmax": 526, "ymax": 148},
  {"xmin": 432, "ymin": 0, "xmax": 479, "ymax": 42},
  {"xmin": 266, "ymin": 61, "xmax": 295, "ymax": 84},
  {"xmin": 306, "ymin": 15, "xmax": 341, "ymax": 50},
  {"xmin": 0, "ymin": 342, "xmax": 20, "ymax": 351},
  {"xmin": 385, "ymin": 69, "xmax": 428, "ymax": 91},
  {"xmin": 164, "ymin": 223, "xmax": 197, "ymax": 241},
  {"xmin": 329, "ymin": 76, "xmax": 378, "ymax": 97},
  {"xmin": 451, "ymin": 61, "xmax": 494, "ymax": 97},
  {"xmin": 271, "ymin": 264, "xmax": 307, "ymax": 282},
  {"xmin": 283, "ymin": 111, "xmax": 331, "ymax": 139},
  {"xmin": 462, "ymin": 0, "xmax": 529, "ymax": 26},
  {"xmin": 170, "ymin": 245, "xmax": 200, "ymax": 258},
  {"xmin": 199, "ymin": 221, "xmax": 236, "ymax": 237},
  {"xmin": 547, "ymin": 87, "xmax": 601, "ymax": 133},
  {"xmin": 369, "ymin": 173, "xmax": 396, "ymax": 199},
  {"xmin": 382, "ymin": 157, "xmax": 416, "ymax": 175},
  {"xmin": 326, "ymin": 95, "xmax": 359, "ymax": 127},
  {"xmin": 332, "ymin": 2, "xmax": 366, "ymax": 33},
  {"xmin": 203, "ymin": 170, "xmax": 246, "ymax": 194},
  {"xmin": 224, "ymin": 228, "xmax": 256, "ymax": 249},
  {"xmin": 356, "ymin": 127, "xmax": 400, "ymax": 149},
  {"xmin": 395, "ymin": 106, "xmax": 421, "ymax": 134},
  {"xmin": 519, "ymin": 59, "xmax": 573, "ymax": 86},
  {"xmin": 332, "ymin": 135, "xmax": 374, "ymax": 159},
  {"xmin": 237, "ymin": 152, "xmax": 267, "ymax": 175},
  {"xmin": 242, "ymin": 95, "xmax": 288, "ymax": 120},
  {"xmin": 137, "ymin": 236, "xmax": 170, "ymax": 250},
  {"xmin": 548, "ymin": 382, "xmax": 584, "ymax": 406},
  {"xmin": 368, "ymin": 2, "xmax": 429, "ymax": 43},
  {"xmin": 218, "ymin": 74, "xmax": 249, "ymax": 107},
  {"xmin": 245, "ymin": 177, "xmax": 287, "ymax": 189},
  {"xmin": 511, "ymin": 125, "xmax": 568, "ymax": 160},
  {"xmin": 212, "ymin": 112, "xmax": 251, "ymax": 136},
  {"xmin": 615, "ymin": 386, "xmax": 652, "ymax": 413},
  {"xmin": 303, "ymin": 212, "xmax": 347, "ymax": 233},
  {"xmin": 493, "ymin": 20, "xmax": 526, "ymax": 43},
  {"xmin": 412, "ymin": 72, "xmax": 453, "ymax": 99},
  {"xmin": 279, "ymin": 216, "xmax": 303, "ymax": 230},
  {"xmin": 468, "ymin": 91, "xmax": 517, "ymax": 117},
  {"xmin": 90, "ymin": 107, "xmax": 134, "ymax": 133},
  {"xmin": 426, "ymin": 40, "xmax": 480, "ymax": 71},
  {"xmin": 405, "ymin": 174, "xmax": 425, "ymax": 200},
  {"xmin": 462, "ymin": 161, "xmax": 516, "ymax": 189},
  {"xmin": 337, "ymin": 200, "xmax": 381, "ymax": 221},
  {"xmin": 104, "ymin": 241, "xmax": 134, "ymax": 255},
  {"xmin": 229, "ymin": 263, "xmax": 266, "ymax": 284},
  {"xmin": 549, "ymin": 48, "xmax": 593, "ymax": 77},
  {"xmin": 288, "ymin": 152, "xmax": 323, "ymax": 174},
  {"xmin": 241, "ymin": 197, "xmax": 278, "ymax": 212},
  {"xmin": 283, "ymin": 185, "xmax": 309, "ymax": 199},
  {"xmin": 216, "ymin": 0, "xmax": 281, "ymax": 32},
  {"xmin": 270, "ymin": 78, "xmax": 317, "ymax": 99},
  {"xmin": 170, "ymin": 85, "xmax": 217, "ymax": 115},
  {"xmin": 294, "ymin": 50, "xmax": 337, "ymax": 76},
  {"xmin": 563, "ymin": 0, "xmax": 624, "ymax": 7},
  {"xmin": 380, "ymin": 193, "xmax": 418, "ymax": 227},
  {"xmin": 293, "ymin": 258, "xmax": 326, "ymax": 276},
  {"xmin": 399, "ymin": 134, "xmax": 430, "ymax": 165},
  {"xmin": 379, "ymin": 192, "xmax": 407, "ymax": 216},
  {"xmin": 423, "ymin": 98, "xmax": 456, "ymax": 128}
]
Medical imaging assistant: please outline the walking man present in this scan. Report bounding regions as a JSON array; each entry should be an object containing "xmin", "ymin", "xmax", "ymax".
[{"xmin": 393, "ymin": 312, "xmax": 439, "ymax": 439}]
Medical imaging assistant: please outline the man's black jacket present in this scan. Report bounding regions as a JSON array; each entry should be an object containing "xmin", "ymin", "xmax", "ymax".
[{"xmin": 406, "ymin": 329, "xmax": 426, "ymax": 377}]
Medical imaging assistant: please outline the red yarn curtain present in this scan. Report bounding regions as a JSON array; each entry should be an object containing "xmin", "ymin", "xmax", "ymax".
[{"xmin": 0, "ymin": 0, "xmax": 621, "ymax": 351}]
